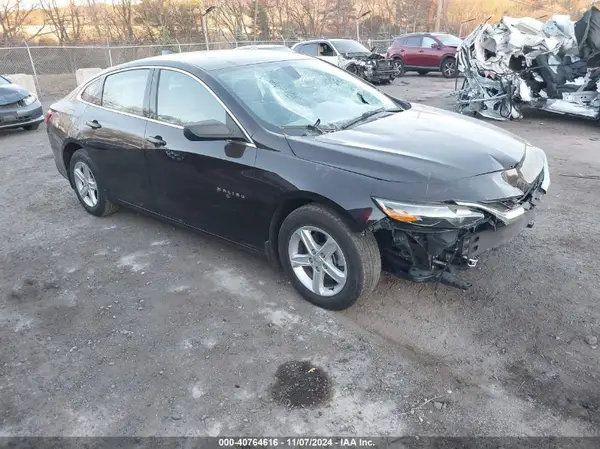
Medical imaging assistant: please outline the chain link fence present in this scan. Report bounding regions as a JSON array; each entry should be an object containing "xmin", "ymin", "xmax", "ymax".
[{"xmin": 0, "ymin": 39, "xmax": 393, "ymax": 99}]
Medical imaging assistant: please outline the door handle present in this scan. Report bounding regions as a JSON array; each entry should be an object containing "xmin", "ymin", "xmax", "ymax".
[
  {"xmin": 85, "ymin": 120, "xmax": 101, "ymax": 129},
  {"xmin": 419, "ymin": 50, "xmax": 425, "ymax": 53},
  {"xmin": 146, "ymin": 135, "xmax": 167, "ymax": 147}
]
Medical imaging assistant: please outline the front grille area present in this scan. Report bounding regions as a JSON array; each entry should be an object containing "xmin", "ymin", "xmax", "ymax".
[
  {"xmin": 0, "ymin": 105, "xmax": 42, "ymax": 125},
  {"xmin": 0, "ymin": 101, "xmax": 21, "ymax": 110}
]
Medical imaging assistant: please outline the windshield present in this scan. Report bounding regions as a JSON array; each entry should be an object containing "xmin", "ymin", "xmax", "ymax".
[
  {"xmin": 432, "ymin": 34, "xmax": 462, "ymax": 46},
  {"xmin": 215, "ymin": 58, "xmax": 399, "ymax": 133},
  {"xmin": 330, "ymin": 39, "xmax": 370, "ymax": 55},
  {"xmin": 0, "ymin": 76, "xmax": 10, "ymax": 86}
]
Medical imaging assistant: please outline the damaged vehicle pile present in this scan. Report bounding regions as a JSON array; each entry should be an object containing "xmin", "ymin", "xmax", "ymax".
[{"xmin": 456, "ymin": 6, "xmax": 600, "ymax": 121}]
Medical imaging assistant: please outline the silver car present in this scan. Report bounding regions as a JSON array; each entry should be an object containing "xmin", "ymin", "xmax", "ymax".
[{"xmin": 0, "ymin": 75, "xmax": 44, "ymax": 131}]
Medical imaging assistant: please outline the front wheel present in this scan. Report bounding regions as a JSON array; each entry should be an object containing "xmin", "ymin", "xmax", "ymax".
[
  {"xmin": 278, "ymin": 204, "xmax": 381, "ymax": 310},
  {"xmin": 441, "ymin": 58, "xmax": 458, "ymax": 78},
  {"xmin": 392, "ymin": 58, "xmax": 405, "ymax": 77},
  {"xmin": 346, "ymin": 64, "xmax": 359, "ymax": 76}
]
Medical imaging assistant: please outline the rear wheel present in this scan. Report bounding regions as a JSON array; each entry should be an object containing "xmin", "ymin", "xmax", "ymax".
[
  {"xmin": 278, "ymin": 204, "xmax": 381, "ymax": 310},
  {"xmin": 441, "ymin": 57, "xmax": 458, "ymax": 78},
  {"xmin": 69, "ymin": 149, "xmax": 119, "ymax": 217},
  {"xmin": 392, "ymin": 58, "xmax": 405, "ymax": 77}
]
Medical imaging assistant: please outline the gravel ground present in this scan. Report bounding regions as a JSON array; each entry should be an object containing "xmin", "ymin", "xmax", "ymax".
[{"xmin": 0, "ymin": 73, "xmax": 599, "ymax": 437}]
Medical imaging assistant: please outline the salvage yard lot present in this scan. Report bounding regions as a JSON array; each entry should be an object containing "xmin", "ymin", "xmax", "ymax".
[{"xmin": 1, "ymin": 74, "xmax": 599, "ymax": 436}]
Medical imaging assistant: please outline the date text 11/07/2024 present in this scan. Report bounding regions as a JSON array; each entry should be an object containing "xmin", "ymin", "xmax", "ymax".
[{"xmin": 218, "ymin": 438, "xmax": 376, "ymax": 447}]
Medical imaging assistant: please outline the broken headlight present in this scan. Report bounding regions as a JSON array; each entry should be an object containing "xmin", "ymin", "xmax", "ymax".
[
  {"xmin": 373, "ymin": 198, "xmax": 486, "ymax": 229},
  {"xmin": 502, "ymin": 145, "xmax": 550, "ymax": 193},
  {"xmin": 21, "ymin": 94, "xmax": 37, "ymax": 106}
]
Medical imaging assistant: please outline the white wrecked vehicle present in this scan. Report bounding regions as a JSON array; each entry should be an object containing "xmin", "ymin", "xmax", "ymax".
[
  {"xmin": 292, "ymin": 39, "xmax": 398, "ymax": 84},
  {"xmin": 455, "ymin": 6, "xmax": 600, "ymax": 120}
]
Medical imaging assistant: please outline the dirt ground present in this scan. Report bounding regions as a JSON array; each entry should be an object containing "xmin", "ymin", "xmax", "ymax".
[{"xmin": 1, "ymin": 73, "xmax": 599, "ymax": 437}]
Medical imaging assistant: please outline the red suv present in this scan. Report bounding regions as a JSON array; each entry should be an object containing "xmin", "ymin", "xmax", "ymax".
[{"xmin": 386, "ymin": 33, "xmax": 462, "ymax": 78}]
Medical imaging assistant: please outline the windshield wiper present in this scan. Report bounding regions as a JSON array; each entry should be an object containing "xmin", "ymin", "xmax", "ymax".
[
  {"xmin": 340, "ymin": 107, "xmax": 401, "ymax": 130},
  {"xmin": 281, "ymin": 118, "xmax": 334, "ymax": 135},
  {"xmin": 307, "ymin": 118, "xmax": 324, "ymax": 134}
]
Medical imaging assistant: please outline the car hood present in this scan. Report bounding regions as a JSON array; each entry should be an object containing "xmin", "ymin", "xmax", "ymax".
[
  {"xmin": 286, "ymin": 103, "xmax": 528, "ymax": 183},
  {"xmin": 0, "ymin": 84, "xmax": 29, "ymax": 106}
]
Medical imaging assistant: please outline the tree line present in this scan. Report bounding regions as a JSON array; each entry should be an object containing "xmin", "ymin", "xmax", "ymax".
[{"xmin": 0, "ymin": 0, "xmax": 591, "ymax": 46}]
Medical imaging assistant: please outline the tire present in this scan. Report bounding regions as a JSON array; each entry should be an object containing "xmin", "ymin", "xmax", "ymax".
[
  {"xmin": 69, "ymin": 149, "xmax": 119, "ymax": 217},
  {"xmin": 278, "ymin": 204, "xmax": 381, "ymax": 310},
  {"xmin": 418, "ymin": 70, "xmax": 429, "ymax": 76},
  {"xmin": 392, "ymin": 58, "xmax": 405, "ymax": 77},
  {"xmin": 23, "ymin": 123, "xmax": 40, "ymax": 131},
  {"xmin": 441, "ymin": 57, "xmax": 458, "ymax": 78},
  {"xmin": 346, "ymin": 64, "xmax": 359, "ymax": 75}
]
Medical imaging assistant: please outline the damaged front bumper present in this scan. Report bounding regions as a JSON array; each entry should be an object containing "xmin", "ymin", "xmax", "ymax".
[
  {"xmin": 343, "ymin": 55, "xmax": 400, "ymax": 82},
  {"xmin": 371, "ymin": 149, "xmax": 549, "ymax": 289}
]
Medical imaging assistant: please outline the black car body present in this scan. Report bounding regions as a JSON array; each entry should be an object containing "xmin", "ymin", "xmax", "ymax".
[
  {"xmin": 0, "ymin": 75, "xmax": 44, "ymax": 131},
  {"xmin": 46, "ymin": 50, "xmax": 550, "ymax": 310}
]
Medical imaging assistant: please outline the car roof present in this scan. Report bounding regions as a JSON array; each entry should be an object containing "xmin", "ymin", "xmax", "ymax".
[
  {"xmin": 395, "ymin": 32, "xmax": 452, "ymax": 38},
  {"xmin": 117, "ymin": 49, "xmax": 310, "ymax": 73},
  {"xmin": 293, "ymin": 39, "xmax": 331, "ymax": 45}
]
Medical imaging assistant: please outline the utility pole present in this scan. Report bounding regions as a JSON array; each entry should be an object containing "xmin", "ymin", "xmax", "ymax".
[
  {"xmin": 253, "ymin": 0, "xmax": 258, "ymax": 42},
  {"xmin": 435, "ymin": 0, "xmax": 443, "ymax": 32}
]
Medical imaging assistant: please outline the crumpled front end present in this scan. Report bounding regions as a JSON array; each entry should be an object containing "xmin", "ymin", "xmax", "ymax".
[
  {"xmin": 455, "ymin": 8, "xmax": 600, "ymax": 121},
  {"xmin": 370, "ymin": 146, "xmax": 550, "ymax": 289},
  {"xmin": 342, "ymin": 53, "xmax": 399, "ymax": 83}
]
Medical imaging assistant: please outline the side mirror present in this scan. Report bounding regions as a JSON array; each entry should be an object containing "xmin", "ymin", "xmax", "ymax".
[
  {"xmin": 431, "ymin": 43, "xmax": 440, "ymax": 49},
  {"xmin": 183, "ymin": 119, "xmax": 245, "ymax": 142}
]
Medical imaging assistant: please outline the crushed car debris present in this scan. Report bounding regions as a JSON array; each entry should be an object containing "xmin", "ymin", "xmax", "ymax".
[{"xmin": 455, "ymin": 7, "xmax": 600, "ymax": 120}]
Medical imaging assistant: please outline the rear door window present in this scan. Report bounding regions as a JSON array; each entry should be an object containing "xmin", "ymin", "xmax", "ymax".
[
  {"xmin": 81, "ymin": 77, "xmax": 103, "ymax": 105},
  {"xmin": 298, "ymin": 43, "xmax": 319, "ymax": 56},
  {"xmin": 405, "ymin": 36, "xmax": 422, "ymax": 47},
  {"xmin": 101, "ymin": 69, "xmax": 150, "ymax": 116}
]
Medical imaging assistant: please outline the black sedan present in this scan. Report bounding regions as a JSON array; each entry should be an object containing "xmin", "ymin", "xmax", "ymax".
[
  {"xmin": 0, "ymin": 75, "xmax": 44, "ymax": 131},
  {"xmin": 46, "ymin": 50, "xmax": 550, "ymax": 310}
]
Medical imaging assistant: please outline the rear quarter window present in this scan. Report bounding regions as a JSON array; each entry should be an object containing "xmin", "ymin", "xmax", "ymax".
[
  {"xmin": 80, "ymin": 78, "xmax": 103, "ymax": 105},
  {"xmin": 393, "ymin": 38, "xmax": 406, "ymax": 48}
]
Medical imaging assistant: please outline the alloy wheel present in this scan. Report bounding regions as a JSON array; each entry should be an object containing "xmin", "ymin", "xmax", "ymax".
[
  {"xmin": 443, "ymin": 60, "xmax": 456, "ymax": 77},
  {"xmin": 73, "ymin": 161, "xmax": 99, "ymax": 208},
  {"xmin": 288, "ymin": 226, "xmax": 347, "ymax": 297}
]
